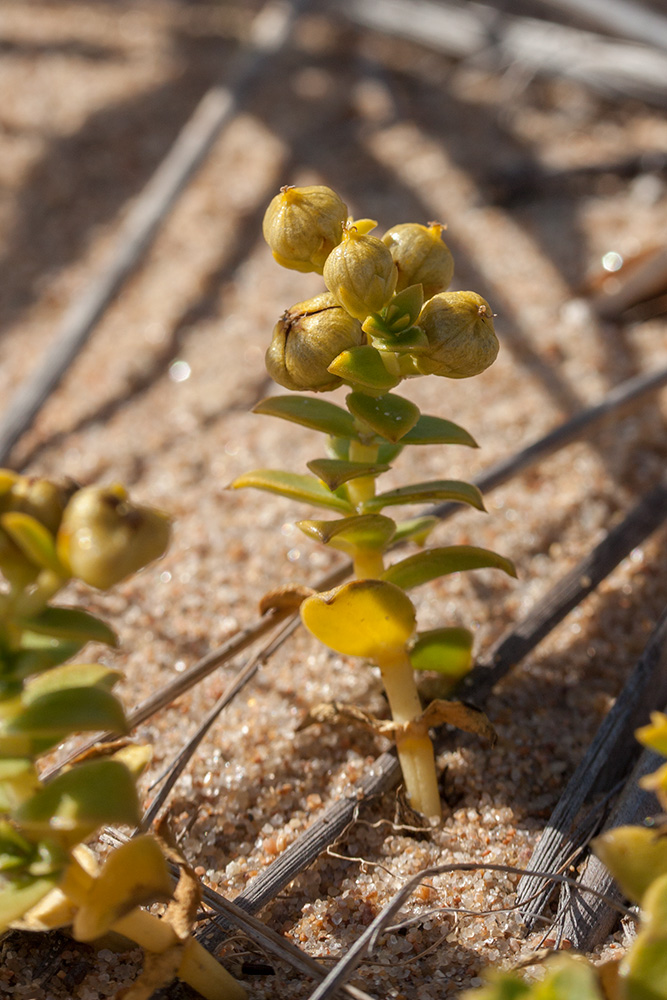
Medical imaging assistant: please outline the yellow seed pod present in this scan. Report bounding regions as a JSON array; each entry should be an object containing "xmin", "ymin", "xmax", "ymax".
[
  {"xmin": 262, "ymin": 184, "xmax": 348, "ymax": 274},
  {"xmin": 56, "ymin": 485, "xmax": 170, "ymax": 590},
  {"xmin": 381, "ymin": 222, "xmax": 454, "ymax": 299},
  {"xmin": 265, "ymin": 292, "xmax": 365, "ymax": 392},
  {"xmin": 0, "ymin": 474, "xmax": 76, "ymax": 534},
  {"xmin": 323, "ymin": 226, "xmax": 398, "ymax": 321},
  {"xmin": 415, "ymin": 291, "xmax": 499, "ymax": 379}
]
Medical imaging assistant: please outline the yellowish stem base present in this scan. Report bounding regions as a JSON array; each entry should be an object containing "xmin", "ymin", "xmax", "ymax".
[{"xmin": 378, "ymin": 650, "xmax": 442, "ymax": 821}]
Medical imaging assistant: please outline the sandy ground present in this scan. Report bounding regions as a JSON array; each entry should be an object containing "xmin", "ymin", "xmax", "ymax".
[{"xmin": 1, "ymin": 2, "xmax": 667, "ymax": 997}]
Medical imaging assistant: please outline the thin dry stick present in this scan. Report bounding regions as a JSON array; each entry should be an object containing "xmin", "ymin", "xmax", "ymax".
[
  {"xmin": 529, "ymin": 0, "xmax": 667, "ymax": 53},
  {"xmin": 557, "ymin": 744, "xmax": 664, "ymax": 950},
  {"xmin": 460, "ymin": 478, "xmax": 667, "ymax": 707},
  {"xmin": 199, "ymin": 887, "xmax": 374, "ymax": 1000},
  {"xmin": 305, "ymin": 862, "xmax": 633, "ymax": 1000},
  {"xmin": 333, "ymin": 0, "xmax": 667, "ymax": 107},
  {"xmin": 0, "ymin": 0, "xmax": 305, "ymax": 467},
  {"xmin": 98, "ymin": 829, "xmax": 373, "ymax": 1000},
  {"xmin": 438, "ymin": 362, "xmax": 667, "ymax": 520},
  {"xmin": 196, "ymin": 476, "xmax": 667, "ymax": 946},
  {"xmin": 516, "ymin": 604, "xmax": 667, "ymax": 926},
  {"xmin": 140, "ymin": 614, "xmax": 302, "ymax": 828}
]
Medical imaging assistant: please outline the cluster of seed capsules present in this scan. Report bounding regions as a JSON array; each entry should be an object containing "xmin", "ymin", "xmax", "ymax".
[
  {"xmin": 0, "ymin": 472, "xmax": 170, "ymax": 595},
  {"xmin": 261, "ymin": 184, "xmax": 499, "ymax": 393}
]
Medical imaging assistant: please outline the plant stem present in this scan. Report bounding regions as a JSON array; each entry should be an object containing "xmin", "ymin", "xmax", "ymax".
[
  {"xmin": 353, "ymin": 548, "xmax": 385, "ymax": 578},
  {"xmin": 376, "ymin": 647, "xmax": 442, "ymax": 820},
  {"xmin": 61, "ymin": 856, "xmax": 246, "ymax": 1000},
  {"xmin": 346, "ymin": 439, "xmax": 380, "ymax": 509},
  {"xmin": 113, "ymin": 908, "xmax": 247, "ymax": 1000}
]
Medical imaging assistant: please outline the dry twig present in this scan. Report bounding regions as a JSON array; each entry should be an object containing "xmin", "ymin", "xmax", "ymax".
[{"xmin": 516, "ymin": 604, "xmax": 667, "ymax": 926}]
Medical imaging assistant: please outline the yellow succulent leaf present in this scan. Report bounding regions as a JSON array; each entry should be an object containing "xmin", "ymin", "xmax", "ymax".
[
  {"xmin": 111, "ymin": 742, "xmax": 153, "ymax": 779},
  {"xmin": 618, "ymin": 874, "xmax": 667, "ymax": 999},
  {"xmin": 637, "ymin": 712, "xmax": 667, "ymax": 758},
  {"xmin": 73, "ymin": 835, "xmax": 173, "ymax": 942},
  {"xmin": 14, "ymin": 845, "xmax": 99, "ymax": 932},
  {"xmin": 301, "ymin": 579, "xmax": 416, "ymax": 659},
  {"xmin": 639, "ymin": 761, "xmax": 667, "ymax": 812},
  {"xmin": 592, "ymin": 825, "xmax": 667, "ymax": 904}
]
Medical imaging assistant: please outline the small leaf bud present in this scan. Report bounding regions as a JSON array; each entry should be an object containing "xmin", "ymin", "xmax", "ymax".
[
  {"xmin": 382, "ymin": 222, "xmax": 454, "ymax": 299},
  {"xmin": 262, "ymin": 185, "xmax": 348, "ymax": 273},
  {"xmin": 266, "ymin": 292, "xmax": 365, "ymax": 392},
  {"xmin": 415, "ymin": 291, "xmax": 499, "ymax": 378},
  {"xmin": 56, "ymin": 486, "xmax": 170, "ymax": 590},
  {"xmin": 323, "ymin": 226, "xmax": 397, "ymax": 321}
]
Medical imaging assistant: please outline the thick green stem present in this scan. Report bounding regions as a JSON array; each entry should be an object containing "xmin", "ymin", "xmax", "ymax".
[{"xmin": 376, "ymin": 647, "xmax": 442, "ymax": 820}]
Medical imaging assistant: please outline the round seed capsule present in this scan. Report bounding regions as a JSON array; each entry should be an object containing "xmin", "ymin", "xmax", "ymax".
[
  {"xmin": 265, "ymin": 292, "xmax": 365, "ymax": 392},
  {"xmin": 415, "ymin": 291, "xmax": 499, "ymax": 378},
  {"xmin": 323, "ymin": 226, "xmax": 397, "ymax": 321},
  {"xmin": 382, "ymin": 222, "xmax": 454, "ymax": 299},
  {"xmin": 262, "ymin": 185, "xmax": 347, "ymax": 274},
  {"xmin": 57, "ymin": 486, "xmax": 170, "ymax": 589}
]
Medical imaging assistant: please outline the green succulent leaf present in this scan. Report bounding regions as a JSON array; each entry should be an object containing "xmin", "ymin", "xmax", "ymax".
[
  {"xmin": 10, "ymin": 637, "xmax": 84, "ymax": 683},
  {"xmin": 363, "ymin": 480, "xmax": 485, "ymax": 514},
  {"xmin": 0, "ymin": 512, "xmax": 64, "ymax": 575},
  {"xmin": 307, "ymin": 459, "xmax": 390, "ymax": 491},
  {"xmin": 0, "ymin": 819, "xmax": 34, "ymax": 870},
  {"xmin": 14, "ymin": 759, "xmax": 140, "ymax": 835},
  {"xmin": 0, "ymin": 760, "xmax": 40, "ymax": 811},
  {"xmin": 253, "ymin": 395, "xmax": 358, "ymax": 440},
  {"xmin": 618, "ymin": 875, "xmax": 667, "ymax": 1000},
  {"xmin": 382, "ymin": 546, "xmax": 517, "ymax": 591},
  {"xmin": 3, "ymin": 687, "xmax": 127, "ymax": 738},
  {"xmin": 328, "ymin": 345, "xmax": 400, "ymax": 392},
  {"xmin": 409, "ymin": 628, "xmax": 473, "ymax": 679},
  {"xmin": 231, "ymin": 470, "xmax": 353, "ymax": 513},
  {"xmin": 0, "ymin": 874, "xmax": 60, "ymax": 934},
  {"xmin": 369, "ymin": 327, "xmax": 430, "ymax": 353},
  {"xmin": 17, "ymin": 607, "xmax": 117, "ymax": 648},
  {"xmin": 621, "ymin": 935, "xmax": 667, "ymax": 1000},
  {"xmin": 377, "ymin": 441, "xmax": 404, "ymax": 464},
  {"xmin": 593, "ymin": 826, "xmax": 667, "ymax": 904},
  {"xmin": 346, "ymin": 392, "xmax": 420, "ymax": 443},
  {"xmin": 0, "ymin": 734, "xmax": 60, "ymax": 758},
  {"xmin": 401, "ymin": 415, "xmax": 478, "ymax": 448},
  {"xmin": 460, "ymin": 957, "xmax": 603, "ymax": 1000},
  {"xmin": 460, "ymin": 974, "xmax": 530, "ymax": 1000},
  {"xmin": 372, "ymin": 284, "xmax": 424, "ymax": 332},
  {"xmin": 24, "ymin": 663, "xmax": 122, "ymax": 701},
  {"xmin": 393, "ymin": 516, "xmax": 440, "ymax": 546},
  {"xmin": 297, "ymin": 514, "xmax": 396, "ymax": 553},
  {"xmin": 301, "ymin": 579, "xmax": 416, "ymax": 659}
]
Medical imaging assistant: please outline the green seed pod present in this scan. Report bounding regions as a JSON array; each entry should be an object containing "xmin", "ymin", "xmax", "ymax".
[
  {"xmin": 323, "ymin": 226, "xmax": 397, "ymax": 321},
  {"xmin": 262, "ymin": 185, "xmax": 348, "ymax": 274},
  {"xmin": 56, "ymin": 486, "xmax": 170, "ymax": 590},
  {"xmin": 381, "ymin": 222, "xmax": 454, "ymax": 299},
  {"xmin": 266, "ymin": 293, "xmax": 365, "ymax": 392},
  {"xmin": 415, "ymin": 291, "xmax": 499, "ymax": 379}
]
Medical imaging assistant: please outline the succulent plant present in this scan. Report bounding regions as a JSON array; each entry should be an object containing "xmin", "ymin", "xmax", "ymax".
[{"xmin": 233, "ymin": 184, "xmax": 515, "ymax": 820}]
